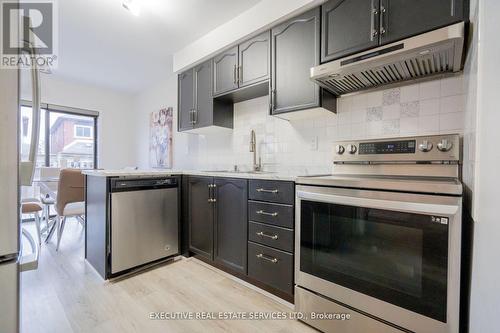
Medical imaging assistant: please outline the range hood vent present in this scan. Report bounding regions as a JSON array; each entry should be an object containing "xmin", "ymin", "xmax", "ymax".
[{"xmin": 311, "ymin": 22, "xmax": 465, "ymax": 96}]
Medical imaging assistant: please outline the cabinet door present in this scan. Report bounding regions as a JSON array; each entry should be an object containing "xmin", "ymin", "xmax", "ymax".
[
  {"xmin": 178, "ymin": 70, "xmax": 194, "ymax": 131},
  {"xmin": 214, "ymin": 177, "xmax": 248, "ymax": 274},
  {"xmin": 188, "ymin": 176, "xmax": 214, "ymax": 260},
  {"xmin": 321, "ymin": 0, "xmax": 380, "ymax": 62},
  {"xmin": 380, "ymin": 0, "xmax": 465, "ymax": 45},
  {"xmin": 213, "ymin": 46, "xmax": 239, "ymax": 96},
  {"xmin": 193, "ymin": 60, "xmax": 213, "ymax": 128},
  {"xmin": 239, "ymin": 31, "xmax": 271, "ymax": 88},
  {"xmin": 271, "ymin": 8, "xmax": 321, "ymax": 115}
]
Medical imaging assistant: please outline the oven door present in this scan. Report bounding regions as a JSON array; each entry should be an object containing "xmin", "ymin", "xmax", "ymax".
[{"xmin": 295, "ymin": 185, "xmax": 462, "ymax": 333}]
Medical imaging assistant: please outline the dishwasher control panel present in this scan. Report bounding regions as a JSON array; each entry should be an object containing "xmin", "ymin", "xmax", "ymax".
[{"xmin": 111, "ymin": 177, "xmax": 179, "ymax": 192}]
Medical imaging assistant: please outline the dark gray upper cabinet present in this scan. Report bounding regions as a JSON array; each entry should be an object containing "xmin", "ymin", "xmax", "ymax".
[
  {"xmin": 178, "ymin": 60, "xmax": 233, "ymax": 133},
  {"xmin": 213, "ymin": 46, "xmax": 239, "ymax": 96},
  {"xmin": 193, "ymin": 61, "xmax": 213, "ymax": 128},
  {"xmin": 321, "ymin": 0, "xmax": 380, "ymax": 63},
  {"xmin": 379, "ymin": 0, "xmax": 466, "ymax": 45},
  {"xmin": 238, "ymin": 31, "xmax": 271, "ymax": 88},
  {"xmin": 320, "ymin": 0, "xmax": 467, "ymax": 62},
  {"xmin": 178, "ymin": 70, "xmax": 194, "ymax": 131},
  {"xmin": 271, "ymin": 8, "xmax": 322, "ymax": 114},
  {"xmin": 188, "ymin": 176, "xmax": 214, "ymax": 260},
  {"xmin": 213, "ymin": 31, "xmax": 271, "ymax": 98},
  {"xmin": 214, "ymin": 177, "xmax": 248, "ymax": 274}
]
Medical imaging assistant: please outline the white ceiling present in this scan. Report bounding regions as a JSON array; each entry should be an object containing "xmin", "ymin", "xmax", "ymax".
[{"xmin": 53, "ymin": 0, "xmax": 261, "ymax": 93}]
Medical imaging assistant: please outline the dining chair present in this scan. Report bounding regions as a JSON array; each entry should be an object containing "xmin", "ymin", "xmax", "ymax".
[
  {"xmin": 45, "ymin": 169, "xmax": 85, "ymax": 251},
  {"xmin": 21, "ymin": 201, "xmax": 43, "ymax": 245}
]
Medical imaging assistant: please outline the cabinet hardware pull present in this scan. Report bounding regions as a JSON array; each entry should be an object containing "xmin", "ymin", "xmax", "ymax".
[
  {"xmin": 238, "ymin": 66, "xmax": 243, "ymax": 84},
  {"xmin": 233, "ymin": 64, "xmax": 238, "ymax": 85},
  {"xmin": 193, "ymin": 109, "xmax": 198, "ymax": 124},
  {"xmin": 270, "ymin": 89, "xmax": 276, "ymax": 111},
  {"xmin": 380, "ymin": 4, "xmax": 387, "ymax": 35},
  {"xmin": 189, "ymin": 109, "xmax": 194, "ymax": 125},
  {"xmin": 256, "ymin": 210, "xmax": 278, "ymax": 217},
  {"xmin": 371, "ymin": 7, "xmax": 378, "ymax": 41},
  {"xmin": 256, "ymin": 253, "xmax": 278, "ymax": 263},
  {"xmin": 207, "ymin": 183, "xmax": 217, "ymax": 202},
  {"xmin": 256, "ymin": 231, "xmax": 278, "ymax": 240},
  {"xmin": 256, "ymin": 188, "xmax": 278, "ymax": 194}
]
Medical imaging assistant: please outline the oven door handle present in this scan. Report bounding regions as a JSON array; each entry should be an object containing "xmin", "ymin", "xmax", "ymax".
[{"xmin": 296, "ymin": 191, "xmax": 459, "ymax": 216}]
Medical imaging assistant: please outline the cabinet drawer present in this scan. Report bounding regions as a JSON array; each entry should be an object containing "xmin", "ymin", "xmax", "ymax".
[
  {"xmin": 248, "ymin": 201, "xmax": 293, "ymax": 228},
  {"xmin": 248, "ymin": 242, "xmax": 293, "ymax": 295},
  {"xmin": 249, "ymin": 180, "xmax": 294, "ymax": 204},
  {"xmin": 249, "ymin": 221, "xmax": 293, "ymax": 253}
]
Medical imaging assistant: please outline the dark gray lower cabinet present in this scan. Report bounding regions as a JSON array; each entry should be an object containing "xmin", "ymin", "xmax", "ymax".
[
  {"xmin": 248, "ymin": 242, "xmax": 294, "ymax": 295},
  {"xmin": 188, "ymin": 176, "xmax": 214, "ymax": 260},
  {"xmin": 214, "ymin": 177, "xmax": 248, "ymax": 274},
  {"xmin": 246, "ymin": 179, "xmax": 295, "ymax": 300},
  {"xmin": 186, "ymin": 176, "xmax": 294, "ymax": 301},
  {"xmin": 188, "ymin": 176, "xmax": 248, "ymax": 273}
]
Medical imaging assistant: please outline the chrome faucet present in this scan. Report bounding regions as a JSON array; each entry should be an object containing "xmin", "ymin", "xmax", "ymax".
[{"xmin": 249, "ymin": 130, "xmax": 262, "ymax": 172}]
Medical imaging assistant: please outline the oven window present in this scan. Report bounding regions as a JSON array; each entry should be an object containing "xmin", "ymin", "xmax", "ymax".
[{"xmin": 300, "ymin": 200, "xmax": 448, "ymax": 322}]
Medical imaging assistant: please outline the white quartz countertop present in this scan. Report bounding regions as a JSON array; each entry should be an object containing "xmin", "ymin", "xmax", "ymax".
[
  {"xmin": 82, "ymin": 169, "xmax": 298, "ymax": 181},
  {"xmin": 82, "ymin": 169, "xmax": 184, "ymax": 177}
]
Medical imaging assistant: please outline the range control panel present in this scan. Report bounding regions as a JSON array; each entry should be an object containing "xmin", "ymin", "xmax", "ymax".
[
  {"xmin": 359, "ymin": 140, "xmax": 416, "ymax": 155},
  {"xmin": 333, "ymin": 134, "xmax": 460, "ymax": 163}
]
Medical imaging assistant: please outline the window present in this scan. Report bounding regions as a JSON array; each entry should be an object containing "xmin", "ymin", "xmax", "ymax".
[
  {"xmin": 19, "ymin": 104, "xmax": 99, "ymax": 211},
  {"xmin": 74, "ymin": 125, "xmax": 93, "ymax": 138},
  {"xmin": 49, "ymin": 112, "xmax": 97, "ymax": 169},
  {"xmin": 19, "ymin": 103, "xmax": 99, "ymax": 170}
]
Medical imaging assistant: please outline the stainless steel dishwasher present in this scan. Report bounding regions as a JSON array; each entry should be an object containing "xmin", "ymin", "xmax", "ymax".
[{"xmin": 109, "ymin": 177, "xmax": 179, "ymax": 275}]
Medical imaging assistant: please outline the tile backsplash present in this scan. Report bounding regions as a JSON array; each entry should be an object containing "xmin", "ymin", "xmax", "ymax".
[{"xmin": 181, "ymin": 76, "xmax": 465, "ymax": 174}]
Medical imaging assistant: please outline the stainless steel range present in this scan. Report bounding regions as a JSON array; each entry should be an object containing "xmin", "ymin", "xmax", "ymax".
[{"xmin": 295, "ymin": 134, "xmax": 463, "ymax": 333}]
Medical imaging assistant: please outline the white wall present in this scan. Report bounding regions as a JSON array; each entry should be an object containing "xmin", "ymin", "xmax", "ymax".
[
  {"xmin": 469, "ymin": 0, "xmax": 500, "ymax": 331},
  {"xmin": 132, "ymin": 74, "xmax": 196, "ymax": 170},
  {"xmin": 462, "ymin": 0, "xmax": 480, "ymax": 218},
  {"xmin": 20, "ymin": 74, "xmax": 136, "ymax": 169},
  {"xmin": 173, "ymin": 0, "xmax": 324, "ymax": 72}
]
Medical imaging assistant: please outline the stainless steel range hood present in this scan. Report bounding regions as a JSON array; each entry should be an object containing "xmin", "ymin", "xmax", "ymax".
[{"xmin": 311, "ymin": 22, "xmax": 465, "ymax": 96}]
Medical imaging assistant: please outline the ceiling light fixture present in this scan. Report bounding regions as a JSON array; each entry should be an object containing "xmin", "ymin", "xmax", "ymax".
[{"xmin": 122, "ymin": 0, "xmax": 141, "ymax": 16}]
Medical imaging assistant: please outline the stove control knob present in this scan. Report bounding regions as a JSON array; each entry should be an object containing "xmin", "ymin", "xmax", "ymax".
[
  {"xmin": 346, "ymin": 144, "xmax": 357, "ymax": 154},
  {"xmin": 437, "ymin": 139, "xmax": 453, "ymax": 152},
  {"xmin": 335, "ymin": 145, "xmax": 345, "ymax": 155},
  {"xmin": 418, "ymin": 140, "xmax": 433, "ymax": 152}
]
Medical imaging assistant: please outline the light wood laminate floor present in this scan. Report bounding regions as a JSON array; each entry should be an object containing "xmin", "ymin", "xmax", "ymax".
[{"xmin": 21, "ymin": 220, "xmax": 316, "ymax": 333}]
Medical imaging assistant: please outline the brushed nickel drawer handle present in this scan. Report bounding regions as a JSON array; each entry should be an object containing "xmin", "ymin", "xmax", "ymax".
[
  {"xmin": 256, "ymin": 231, "xmax": 278, "ymax": 240},
  {"xmin": 256, "ymin": 188, "xmax": 279, "ymax": 194},
  {"xmin": 256, "ymin": 253, "xmax": 278, "ymax": 263},
  {"xmin": 256, "ymin": 210, "xmax": 278, "ymax": 217}
]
